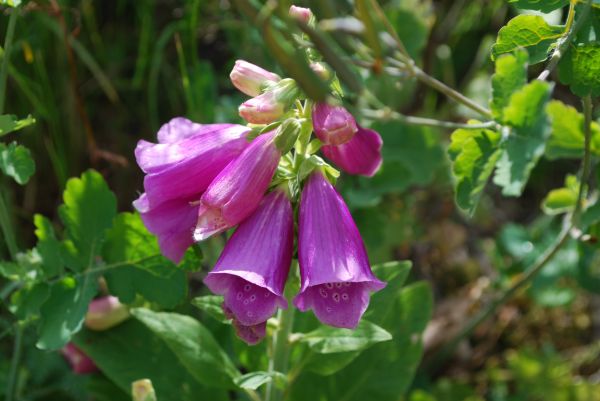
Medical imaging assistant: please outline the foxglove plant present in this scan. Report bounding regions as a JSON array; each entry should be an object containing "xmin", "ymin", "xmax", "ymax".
[{"xmin": 61, "ymin": 343, "xmax": 98, "ymax": 374}]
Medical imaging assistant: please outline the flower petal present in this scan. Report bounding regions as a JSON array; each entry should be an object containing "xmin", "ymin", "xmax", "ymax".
[{"xmin": 321, "ymin": 126, "xmax": 383, "ymax": 177}]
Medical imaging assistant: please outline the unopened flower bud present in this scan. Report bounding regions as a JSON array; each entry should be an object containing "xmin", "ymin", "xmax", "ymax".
[
  {"xmin": 312, "ymin": 103, "xmax": 358, "ymax": 145},
  {"xmin": 239, "ymin": 79, "xmax": 299, "ymax": 125},
  {"xmin": 132, "ymin": 379, "xmax": 157, "ymax": 401},
  {"xmin": 61, "ymin": 343, "xmax": 98, "ymax": 374},
  {"xmin": 275, "ymin": 118, "xmax": 302, "ymax": 153},
  {"xmin": 289, "ymin": 5, "xmax": 312, "ymax": 24},
  {"xmin": 84, "ymin": 296, "xmax": 130, "ymax": 331},
  {"xmin": 310, "ymin": 62, "xmax": 331, "ymax": 81},
  {"xmin": 230, "ymin": 60, "xmax": 281, "ymax": 97}
]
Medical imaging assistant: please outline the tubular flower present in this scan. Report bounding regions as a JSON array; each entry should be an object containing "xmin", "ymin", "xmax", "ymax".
[
  {"xmin": 204, "ymin": 189, "xmax": 293, "ymax": 337},
  {"xmin": 294, "ymin": 171, "xmax": 385, "ymax": 329},
  {"xmin": 312, "ymin": 103, "xmax": 358, "ymax": 146},
  {"xmin": 321, "ymin": 126, "xmax": 383, "ymax": 177},
  {"xmin": 194, "ymin": 131, "xmax": 281, "ymax": 241},
  {"xmin": 223, "ymin": 305, "xmax": 268, "ymax": 345},
  {"xmin": 61, "ymin": 343, "xmax": 98, "ymax": 374},
  {"xmin": 230, "ymin": 60, "xmax": 281, "ymax": 97},
  {"xmin": 84, "ymin": 295, "xmax": 130, "ymax": 331}
]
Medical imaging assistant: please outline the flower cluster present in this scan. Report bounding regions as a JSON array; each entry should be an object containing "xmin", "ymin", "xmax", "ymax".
[{"xmin": 134, "ymin": 6, "xmax": 385, "ymax": 345}]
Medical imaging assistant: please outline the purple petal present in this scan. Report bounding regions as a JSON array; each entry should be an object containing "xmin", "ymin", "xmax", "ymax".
[
  {"xmin": 321, "ymin": 126, "xmax": 383, "ymax": 177},
  {"xmin": 312, "ymin": 103, "xmax": 358, "ymax": 146},
  {"xmin": 223, "ymin": 305, "xmax": 267, "ymax": 345},
  {"xmin": 156, "ymin": 117, "xmax": 230, "ymax": 143},
  {"xmin": 194, "ymin": 132, "xmax": 281, "ymax": 241},
  {"xmin": 294, "ymin": 171, "xmax": 385, "ymax": 329},
  {"xmin": 61, "ymin": 343, "xmax": 98, "ymax": 374},
  {"xmin": 204, "ymin": 190, "xmax": 293, "ymax": 326}
]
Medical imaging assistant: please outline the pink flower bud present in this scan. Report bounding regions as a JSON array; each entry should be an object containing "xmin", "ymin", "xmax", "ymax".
[
  {"xmin": 289, "ymin": 5, "xmax": 312, "ymax": 24},
  {"xmin": 85, "ymin": 296, "xmax": 130, "ymax": 331},
  {"xmin": 132, "ymin": 379, "xmax": 157, "ymax": 401},
  {"xmin": 239, "ymin": 79, "xmax": 299, "ymax": 125},
  {"xmin": 312, "ymin": 103, "xmax": 358, "ymax": 145},
  {"xmin": 310, "ymin": 62, "xmax": 330, "ymax": 81},
  {"xmin": 61, "ymin": 343, "xmax": 99, "ymax": 374},
  {"xmin": 230, "ymin": 60, "xmax": 281, "ymax": 97}
]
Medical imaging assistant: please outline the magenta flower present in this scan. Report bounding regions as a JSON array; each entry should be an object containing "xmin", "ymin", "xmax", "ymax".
[
  {"xmin": 224, "ymin": 304, "xmax": 268, "ymax": 345},
  {"xmin": 84, "ymin": 296, "xmax": 130, "ymax": 331},
  {"xmin": 312, "ymin": 103, "xmax": 358, "ymax": 146},
  {"xmin": 294, "ymin": 171, "xmax": 385, "ymax": 328},
  {"xmin": 321, "ymin": 126, "xmax": 383, "ymax": 177},
  {"xmin": 194, "ymin": 131, "xmax": 281, "ymax": 241},
  {"xmin": 61, "ymin": 343, "xmax": 98, "ymax": 374},
  {"xmin": 239, "ymin": 91, "xmax": 285, "ymax": 124},
  {"xmin": 230, "ymin": 60, "xmax": 281, "ymax": 97},
  {"xmin": 204, "ymin": 189, "xmax": 293, "ymax": 333}
]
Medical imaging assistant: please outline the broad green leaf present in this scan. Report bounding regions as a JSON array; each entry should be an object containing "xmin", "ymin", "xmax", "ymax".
[
  {"xmin": 508, "ymin": 0, "xmax": 569, "ymax": 12},
  {"xmin": 0, "ymin": 114, "xmax": 35, "ymax": 136},
  {"xmin": 541, "ymin": 175, "xmax": 579, "ymax": 215},
  {"xmin": 0, "ymin": 260, "xmax": 27, "ymax": 280},
  {"xmin": 36, "ymin": 276, "xmax": 98, "ymax": 350},
  {"xmin": 490, "ymin": 51, "xmax": 528, "ymax": 121},
  {"xmin": 73, "ymin": 320, "xmax": 228, "ymax": 401},
  {"xmin": 0, "ymin": 142, "xmax": 35, "ymax": 184},
  {"xmin": 233, "ymin": 371, "xmax": 286, "ymax": 390},
  {"xmin": 558, "ymin": 42, "xmax": 600, "ymax": 97},
  {"xmin": 493, "ymin": 81, "xmax": 553, "ymax": 196},
  {"xmin": 103, "ymin": 213, "xmax": 187, "ymax": 308},
  {"xmin": 304, "ymin": 351, "xmax": 361, "ymax": 376},
  {"xmin": 299, "ymin": 320, "xmax": 392, "ymax": 353},
  {"xmin": 10, "ymin": 282, "xmax": 50, "ymax": 320},
  {"xmin": 581, "ymin": 199, "xmax": 600, "ymax": 229},
  {"xmin": 33, "ymin": 214, "xmax": 64, "ymax": 278},
  {"xmin": 546, "ymin": 100, "xmax": 600, "ymax": 159},
  {"xmin": 191, "ymin": 295, "xmax": 230, "ymax": 324},
  {"xmin": 448, "ymin": 125, "xmax": 502, "ymax": 214},
  {"xmin": 131, "ymin": 308, "xmax": 240, "ymax": 388},
  {"xmin": 366, "ymin": 260, "xmax": 412, "ymax": 323},
  {"xmin": 0, "ymin": 0, "xmax": 21, "ymax": 7},
  {"xmin": 491, "ymin": 15, "xmax": 563, "ymax": 64},
  {"xmin": 58, "ymin": 170, "xmax": 117, "ymax": 270}
]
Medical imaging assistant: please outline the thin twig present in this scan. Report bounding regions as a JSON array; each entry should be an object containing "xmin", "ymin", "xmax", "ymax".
[{"xmin": 362, "ymin": 108, "xmax": 498, "ymax": 130}]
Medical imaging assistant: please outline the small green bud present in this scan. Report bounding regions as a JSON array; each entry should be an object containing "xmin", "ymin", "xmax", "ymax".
[{"xmin": 275, "ymin": 118, "xmax": 302, "ymax": 153}]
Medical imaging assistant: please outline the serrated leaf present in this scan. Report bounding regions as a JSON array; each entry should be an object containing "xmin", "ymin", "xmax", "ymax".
[
  {"xmin": 0, "ymin": 142, "xmax": 35, "ymax": 184},
  {"xmin": 299, "ymin": 320, "xmax": 392, "ymax": 353},
  {"xmin": 508, "ymin": 0, "xmax": 569, "ymax": 12},
  {"xmin": 492, "ymin": 15, "xmax": 563, "ymax": 64},
  {"xmin": 449, "ymin": 124, "xmax": 502, "ymax": 214},
  {"xmin": 10, "ymin": 282, "xmax": 50, "ymax": 320},
  {"xmin": 541, "ymin": 175, "xmax": 579, "ymax": 215},
  {"xmin": 36, "ymin": 276, "xmax": 98, "ymax": 350},
  {"xmin": 558, "ymin": 42, "xmax": 600, "ymax": 97},
  {"xmin": 191, "ymin": 295, "xmax": 230, "ymax": 324},
  {"xmin": 0, "ymin": 114, "xmax": 35, "ymax": 136},
  {"xmin": 491, "ymin": 51, "xmax": 528, "ymax": 121},
  {"xmin": 131, "ymin": 308, "xmax": 240, "ymax": 388},
  {"xmin": 546, "ymin": 100, "xmax": 600, "ymax": 159},
  {"xmin": 58, "ymin": 170, "xmax": 117, "ymax": 270},
  {"xmin": 233, "ymin": 371, "xmax": 286, "ymax": 390},
  {"xmin": 493, "ymin": 81, "xmax": 553, "ymax": 196}
]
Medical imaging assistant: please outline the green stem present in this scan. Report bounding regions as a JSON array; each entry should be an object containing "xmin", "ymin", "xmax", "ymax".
[
  {"xmin": 0, "ymin": 190, "xmax": 18, "ymax": 260},
  {"xmin": 5, "ymin": 324, "xmax": 23, "ymax": 401},
  {"xmin": 361, "ymin": 108, "xmax": 498, "ymax": 130},
  {"xmin": 0, "ymin": 8, "xmax": 18, "ymax": 114}
]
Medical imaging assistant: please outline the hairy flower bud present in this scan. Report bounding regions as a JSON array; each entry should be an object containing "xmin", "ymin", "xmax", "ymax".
[
  {"xmin": 84, "ymin": 296, "xmax": 130, "ymax": 331},
  {"xmin": 230, "ymin": 60, "xmax": 280, "ymax": 97},
  {"xmin": 239, "ymin": 79, "xmax": 299, "ymax": 125},
  {"xmin": 61, "ymin": 343, "xmax": 98, "ymax": 374},
  {"xmin": 312, "ymin": 103, "xmax": 358, "ymax": 145},
  {"xmin": 289, "ymin": 5, "xmax": 313, "ymax": 24}
]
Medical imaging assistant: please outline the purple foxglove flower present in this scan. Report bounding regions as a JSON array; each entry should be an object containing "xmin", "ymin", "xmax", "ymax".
[
  {"xmin": 224, "ymin": 305, "xmax": 267, "ymax": 345},
  {"xmin": 289, "ymin": 5, "xmax": 313, "ymax": 23},
  {"xmin": 61, "ymin": 343, "xmax": 99, "ymax": 374},
  {"xmin": 204, "ymin": 189, "xmax": 293, "ymax": 329},
  {"xmin": 135, "ymin": 119, "xmax": 250, "ymax": 208},
  {"xmin": 294, "ymin": 171, "xmax": 385, "ymax": 329},
  {"xmin": 312, "ymin": 103, "xmax": 358, "ymax": 146},
  {"xmin": 321, "ymin": 126, "xmax": 383, "ymax": 177},
  {"xmin": 194, "ymin": 131, "xmax": 281, "ymax": 241},
  {"xmin": 230, "ymin": 60, "xmax": 281, "ymax": 97},
  {"xmin": 238, "ymin": 91, "xmax": 285, "ymax": 124},
  {"xmin": 84, "ymin": 296, "xmax": 130, "ymax": 331},
  {"xmin": 134, "ymin": 193, "xmax": 198, "ymax": 263}
]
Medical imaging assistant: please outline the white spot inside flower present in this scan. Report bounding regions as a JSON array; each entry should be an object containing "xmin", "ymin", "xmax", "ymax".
[
  {"xmin": 250, "ymin": 295, "xmax": 256, "ymax": 302},
  {"xmin": 326, "ymin": 307, "xmax": 333, "ymax": 313},
  {"xmin": 342, "ymin": 293, "xmax": 349, "ymax": 301},
  {"xmin": 237, "ymin": 292, "xmax": 244, "ymax": 300},
  {"xmin": 264, "ymin": 292, "xmax": 270, "ymax": 298},
  {"xmin": 325, "ymin": 283, "xmax": 334, "ymax": 289},
  {"xmin": 247, "ymin": 311, "xmax": 254, "ymax": 318},
  {"xmin": 335, "ymin": 283, "xmax": 343, "ymax": 288},
  {"xmin": 332, "ymin": 293, "xmax": 340, "ymax": 303},
  {"xmin": 243, "ymin": 299, "xmax": 250, "ymax": 305},
  {"xmin": 244, "ymin": 284, "xmax": 251, "ymax": 292},
  {"xmin": 343, "ymin": 283, "xmax": 351, "ymax": 287},
  {"xmin": 319, "ymin": 288, "xmax": 328, "ymax": 298}
]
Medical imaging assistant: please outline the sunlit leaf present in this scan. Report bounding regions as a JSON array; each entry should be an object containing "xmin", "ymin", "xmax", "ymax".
[{"xmin": 0, "ymin": 141, "xmax": 35, "ymax": 184}]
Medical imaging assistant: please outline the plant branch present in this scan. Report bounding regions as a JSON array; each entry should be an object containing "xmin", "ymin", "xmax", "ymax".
[
  {"xmin": 0, "ymin": 8, "xmax": 17, "ymax": 114},
  {"xmin": 0, "ymin": 191, "xmax": 18, "ymax": 260},
  {"xmin": 5, "ymin": 324, "xmax": 23, "ymax": 401},
  {"xmin": 361, "ymin": 108, "xmax": 498, "ymax": 130}
]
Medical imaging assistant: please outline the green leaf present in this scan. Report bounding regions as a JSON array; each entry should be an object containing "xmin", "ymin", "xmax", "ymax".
[
  {"xmin": 558, "ymin": 42, "xmax": 600, "ymax": 97},
  {"xmin": 0, "ymin": 142, "xmax": 35, "ymax": 184},
  {"xmin": 493, "ymin": 81, "xmax": 553, "ymax": 196},
  {"xmin": 33, "ymin": 214, "xmax": 64, "ymax": 278},
  {"xmin": 299, "ymin": 320, "xmax": 392, "ymax": 353},
  {"xmin": 191, "ymin": 295, "xmax": 230, "ymax": 324},
  {"xmin": 10, "ymin": 282, "xmax": 50, "ymax": 320},
  {"xmin": 448, "ymin": 124, "xmax": 502, "ymax": 214},
  {"xmin": 304, "ymin": 351, "xmax": 361, "ymax": 376},
  {"xmin": 0, "ymin": 260, "xmax": 28, "ymax": 281},
  {"xmin": 492, "ymin": 15, "xmax": 563, "ymax": 64},
  {"xmin": 73, "ymin": 320, "xmax": 228, "ymax": 401},
  {"xmin": 58, "ymin": 170, "xmax": 117, "ymax": 270},
  {"xmin": 366, "ymin": 260, "xmax": 412, "ymax": 323},
  {"xmin": 541, "ymin": 175, "xmax": 579, "ymax": 215},
  {"xmin": 508, "ymin": 0, "xmax": 569, "ymax": 12},
  {"xmin": 36, "ymin": 276, "xmax": 98, "ymax": 350},
  {"xmin": 131, "ymin": 308, "xmax": 240, "ymax": 388},
  {"xmin": 0, "ymin": 0, "xmax": 21, "ymax": 7},
  {"xmin": 233, "ymin": 371, "xmax": 287, "ymax": 390},
  {"xmin": 546, "ymin": 100, "xmax": 600, "ymax": 159},
  {"xmin": 0, "ymin": 114, "xmax": 35, "ymax": 136},
  {"xmin": 490, "ymin": 50, "xmax": 528, "ymax": 121}
]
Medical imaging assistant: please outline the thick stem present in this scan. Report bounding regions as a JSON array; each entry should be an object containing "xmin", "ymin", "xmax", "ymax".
[
  {"xmin": 0, "ymin": 191, "xmax": 18, "ymax": 259},
  {"xmin": 5, "ymin": 324, "xmax": 23, "ymax": 401}
]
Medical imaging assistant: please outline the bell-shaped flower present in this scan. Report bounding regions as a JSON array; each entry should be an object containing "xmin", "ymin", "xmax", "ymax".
[
  {"xmin": 223, "ymin": 304, "xmax": 268, "ymax": 345},
  {"xmin": 294, "ymin": 171, "xmax": 385, "ymax": 328},
  {"xmin": 84, "ymin": 295, "xmax": 130, "ymax": 331},
  {"xmin": 61, "ymin": 343, "xmax": 98, "ymax": 374},
  {"xmin": 239, "ymin": 78, "xmax": 299, "ymax": 125},
  {"xmin": 321, "ymin": 126, "xmax": 383, "ymax": 177},
  {"xmin": 204, "ymin": 189, "xmax": 293, "ymax": 335},
  {"xmin": 230, "ymin": 60, "xmax": 281, "ymax": 97},
  {"xmin": 312, "ymin": 103, "xmax": 358, "ymax": 146},
  {"xmin": 194, "ymin": 131, "xmax": 281, "ymax": 241},
  {"xmin": 135, "ymin": 118, "xmax": 251, "ymax": 208},
  {"xmin": 133, "ymin": 193, "xmax": 198, "ymax": 263}
]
